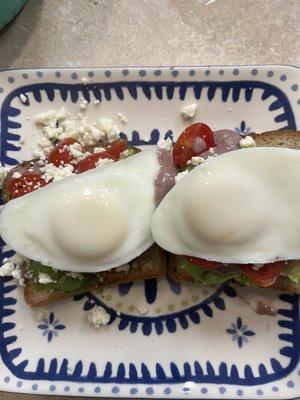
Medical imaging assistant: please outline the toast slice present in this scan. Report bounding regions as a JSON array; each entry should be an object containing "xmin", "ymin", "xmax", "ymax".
[
  {"xmin": 24, "ymin": 244, "xmax": 166, "ymax": 307},
  {"xmin": 167, "ymin": 129, "xmax": 300, "ymax": 294},
  {"xmin": 1, "ymin": 146, "xmax": 165, "ymax": 307}
]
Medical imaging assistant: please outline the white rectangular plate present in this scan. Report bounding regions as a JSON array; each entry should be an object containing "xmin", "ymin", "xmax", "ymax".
[{"xmin": 0, "ymin": 65, "xmax": 299, "ymax": 399}]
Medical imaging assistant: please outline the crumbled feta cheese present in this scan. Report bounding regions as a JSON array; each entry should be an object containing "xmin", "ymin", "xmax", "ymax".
[
  {"xmin": 0, "ymin": 261, "xmax": 15, "ymax": 277},
  {"xmin": 79, "ymin": 99, "xmax": 88, "ymax": 111},
  {"xmin": 81, "ymin": 77, "xmax": 89, "ymax": 84},
  {"xmin": 117, "ymin": 112, "xmax": 128, "ymax": 124},
  {"xmin": 157, "ymin": 138, "xmax": 173, "ymax": 151},
  {"xmin": 38, "ymin": 137, "xmax": 54, "ymax": 156},
  {"xmin": 181, "ymin": 381, "xmax": 197, "ymax": 394},
  {"xmin": 175, "ymin": 170, "xmax": 189, "ymax": 183},
  {"xmin": 66, "ymin": 271, "xmax": 84, "ymax": 280},
  {"xmin": 12, "ymin": 172, "xmax": 22, "ymax": 179},
  {"xmin": 35, "ymin": 107, "xmax": 67, "ymax": 127},
  {"xmin": 239, "ymin": 136, "xmax": 256, "ymax": 148},
  {"xmin": 180, "ymin": 103, "xmax": 197, "ymax": 119},
  {"xmin": 115, "ymin": 264, "xmax": 130, "ymax": 273},
  {"xmin": 0, "ymin": 253, "xmax": 26, "ymax": 286},
  {"xmin": 40, "ymin": 163, "xmax": 74, "ymax": 182},
  {"xmin": 94, "ymin": 99, "xmax": 100, "ymax": 105},
  {"xmin": 187, "ymin": 156, "xmax": 204, "ymax": 166},
  {"xmin": 32, "ymin": 150, "xmax": 46, "ymax": 161},
  {"xmin": 38, "ymin": 272, "xmax": 53, "ymax": 284},
  {"xmin": 93, "ymin": 147, "xmax": 106, "ymax": 154},
  {"xmin": 0, "ymin": 164, "xmax": 9, "ymax": 188},
  {"xmin": 88, "ymin": 306, "xmax": 110, "ymax": 328},
  {"xmin": 69, "ymin": 142, "xmax": 84, "ymax": 158},
  {"xmin": 98, "ymin": 118, "xmax": 120, "ymax": 143},
  {"xmin": 19, "ymin": 93, "xmax": 27, "ymax": 104},
  {"xmin": 137, "ymin": 305, "xmax": 148, "ymax": 315},
  {"xmin": 95, "ymin": 158, "xmax": 114, "ymax": 168}
]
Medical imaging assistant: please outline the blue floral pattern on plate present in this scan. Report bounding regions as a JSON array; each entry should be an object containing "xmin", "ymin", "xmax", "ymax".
[
  {"xmin": 226, "ymin": 317, "xmax": 255, "ymax": 348},
  {"xmin": 37, "ymin": 312, "xmax": 65, "ymax": 342}
]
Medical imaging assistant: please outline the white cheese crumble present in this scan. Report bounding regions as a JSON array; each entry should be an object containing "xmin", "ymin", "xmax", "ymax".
[
  {"xmin": 137, "ymin": 305, "xmax": 148, "ymax": 315},
  {"xmin": 35, "ymin": 108, "xmax": 67, "ymax": 127},
  {"xmin": 95, "ymin": 158, "xmax": 114, "ymax": 168},
  {"xmin": 88, "ymin": 306, "xmax": 110, "ymax": 328},
  {"xmin": 239, "ymin": 136, "xmax": 256, "ymax": 148},
  {"xmin": 66, "ymin": 271, "xmax": 84, "ymax": 280},
  {"xmin": 94, "ymin": 99, "xmax": 100, "ymax": 105},
  {"xmin": 12, "ymin": 172, "xmax": 22, "ymax": 179},
  {"xmin": 0, "ymin": 163, "xmax": 9, "ymax": 188},
  {"xmin": 93, "ymin": 146, "xmax": 106, "ymax": 154},
  {"xmin": 0, "ymin": 253, "xmax": 27, "ymax": 286},
  {"xmin": 19, "ymin": 93, "xmax": 27, "ymax": 104},
  {"xmin": 187, "ymin": 156, "xmax": 204, "ymax": 166},
  {"xmin": 40, "ymin": 163, "xmax": 74, "ymax": 182},
  {"xmin": 69, "ymin": 142, "xmax": 84, "ymax": 158},
  {"xmin": 180, "ymin": 103, "xmax": 197, "ymax": 119},
  {"xmin": 81, "ymin": 77, "xmax": 89, "ymax": 84},
  {"xmin": 117, "ymin": 112, "xmax": 128, "ymax": 124},
  {"xmin": 181, "ymin": 381, "xmax": 197, "ymax": 394},
  {"xmin": 157, "ymin": 138, "xmax": 173, "ymax": 151},
  {"xmin": 79, "ymin": 99, "xmax": 88, "ymax": 111},
  {"xmin": 175, "ymin": 170, "xmax": 189, "ymax": 183},
  {"xmin": 98, "ymin": 118, "xmax": 119, "ymax": 143},
  {"xmin": 38, "ymin": 272, "xmax": 54, "ymax": 284}
]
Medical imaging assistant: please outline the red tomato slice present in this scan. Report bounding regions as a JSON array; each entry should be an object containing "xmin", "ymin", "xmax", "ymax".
[
  {"xmin": 184, "ymin": 256, "xmax": 221, "ymax": 269},
  {"xmin": 241, "ymin": 262, "xmax": 285, "ymax": 287},
  {"xmin": 7, "ymin": 172, "xmax": 49, "ymax": 199},
  {"xmin": 76, "ymin": 152, "xmax": 117, "ymax": 173},
  {"xmin": 173, "ymin": 123, "xmax": 215, "ymax": 167},
  {"xmin": 106, "ymin": 139, "xmax": 128, "ymax": 158},
  {"xmin": 48, "ymin": 138, "xmax": 84, "ymax": 167}
]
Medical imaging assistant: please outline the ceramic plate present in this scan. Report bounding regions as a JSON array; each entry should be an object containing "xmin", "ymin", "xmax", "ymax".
[{"xmin": 0, "ymin": 66, "xmax": 299, "ymax": 399}]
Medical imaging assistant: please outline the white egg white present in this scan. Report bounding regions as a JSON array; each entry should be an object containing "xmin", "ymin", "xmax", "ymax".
[
  {"xmin": 0, "ymin": 148, "xmax": 159, "ymax": 273},
  {"xmin": 152, "ymin": 147, "xmax": 300, "ymax": 264}
]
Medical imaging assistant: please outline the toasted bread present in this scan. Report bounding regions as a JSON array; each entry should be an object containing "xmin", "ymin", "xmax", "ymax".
[
  {"xmin": 24, "ymin": 244, "xmax": 166, "ymax": 307},
  {"xmin": 1, "ymin": 146, "xmax": 165, "ymax": 307},
  {"xmin": 167, "ymin": 129, "xmax": 300, "ymax": 294}
]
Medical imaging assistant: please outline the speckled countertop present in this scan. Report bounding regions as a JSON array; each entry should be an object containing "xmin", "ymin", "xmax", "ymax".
[{"xmin": 0, "ymin": 0, "xmax": 299, "ymax": 399}]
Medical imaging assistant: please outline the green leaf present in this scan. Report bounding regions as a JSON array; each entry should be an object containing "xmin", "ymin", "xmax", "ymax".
[
  {"xmin": 28, "ymin": 260, "xmax": 98, "ymax": 293},
  {"xmin": 179, "ymin": 258, "xmax": 256, "ymax": 286},
  {"xmin": 282, "ymin": 260, "xmax": 300, "ymax": 284}
]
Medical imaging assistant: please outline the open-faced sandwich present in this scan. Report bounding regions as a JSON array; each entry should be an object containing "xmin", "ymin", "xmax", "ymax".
[
  {"xmin": 0, "ymin": 109, "xmax": 173, "ymax": 307},
  {"xmin": 152, "ymin": 123, "xmax": 300, "ymax": 294}
]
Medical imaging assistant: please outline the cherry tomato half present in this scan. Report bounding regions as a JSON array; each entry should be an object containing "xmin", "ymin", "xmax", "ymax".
[
  {"xmin": 240, "ymin": 262, "xmax": 285, "ymax": 287},
  {"xmin": 7, "ymin": 172, "xmax": 49, "ymax": 199},
  {"xmin": 48, "ymin": 138, "xmax": 84, "ymax": 167},
  {"xmin": 76, "ymin": 152, "xmax": 117, "ymax": 173},
  {"xmin": 106, "ymin": 139, "xmax": 128, "ymax": 158},
  {"xmin": 184, "ymin": 256, "xmax": 222, "ymax": 269},
  {"xmin": 173, "ymin": 123, "xmax": 215, "ymax": 167}
]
